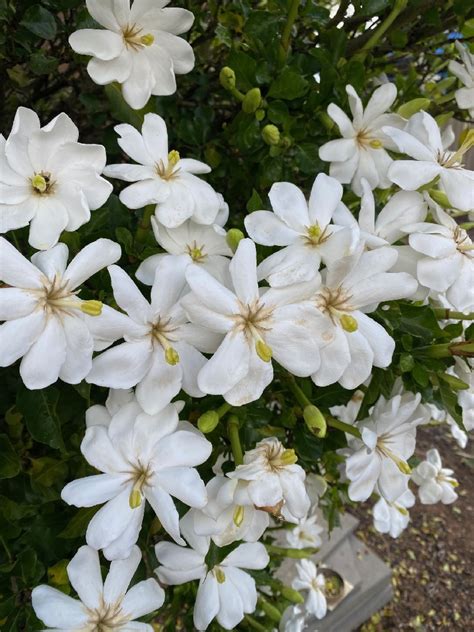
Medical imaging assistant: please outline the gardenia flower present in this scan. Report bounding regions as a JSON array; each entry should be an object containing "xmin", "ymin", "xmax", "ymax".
[
  {"xmin": 227, "ymin": 437, "xmax": 311, "ymax": 519},
  {"xmin": 136, "ymin": 215, "xmax": 232, "ymax": 286},
  {"xmin": 245, "ymin": 174, "xmax": 355, "ymax": 287},
  {"xmin": 334, "ymin": 178, "xmax": 427, "ymax": 249},
  {"xmin": 87, "ymin": 255, "xmax": 220, "ymax": 414},
  {"xmin": 403, "ymin": 203, "xmax": 474, "ymax": 313},
  {"xmin": 32, "ymin": 545, "xmax": 164, "ymax": 631},
  {"xmin": 61, "ymin": 398, "xmax": 212, "ymax": 558},
  {"xmin": 190, "ymin": 476, "xmax": 269, "ymax": 547},
  {"xmin": 181, "ymin": 238, "xmax": 326, "ymax": 405},
  {"xmin": 104, "ymin": 114, "xmax": 221, "ymax": 227},
  {"xmin": 372, "ymin": 487, "xmax": 415, "ymax": 538},
  {"xmin": 0, "ymin": 107, "xmax": 112, "ymax": 249},
  {"xmin": 69, "ymin": 0, "xmax": 194, "ymax": 110},
  {"xmin": 344, "ymin": 391, "xmax": 429, "ymax": 502},
  {"xmin": 319, "ymin": 83, "xmax": 403, "ymax": 195},
  {"xmin": 449, "ymin": 40, "xmax": 474, "ymax": 118},
  {"xmin": 155, "ymin": 512, "xmax": 269, "ymax": 631},
  {"xmin": 0, "ymin": 237, "xmax": 120, "ymax": 389},
  {"xmin": 307, "ymin": 246, "xmax": 418, "ymax": 389},
  {"xmin": 411, "ymin": 448, "xmax": 459, "ymax": 505},
  {"xmin": 450, "ymin": 357, "xmax": 474, "ymax": 432},
  {"xmin": 291, "ymin": 559, "xmax": 327, "ymax": 620},
  {"xmin": 285, "ymin": 513, "xmax": 324, "ymax": 549},
  {"xmin": 383, "ymin": 111, "xmax": 474, "ymax": 212}
]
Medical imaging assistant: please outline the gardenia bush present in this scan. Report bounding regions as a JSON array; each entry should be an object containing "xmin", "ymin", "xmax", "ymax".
[{"xmin": 0, "ymin": 1, "xmax": 473, "ymax": 631}]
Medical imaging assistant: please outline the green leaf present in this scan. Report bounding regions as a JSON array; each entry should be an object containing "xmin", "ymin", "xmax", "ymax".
[
  {"xmin": 268, "ymin": 68, "xmax": 309, "ymax": 100},
  {"xmin": 30, "ymin": 457, "xmax": 68, "ymax": 488},
  {"xmin": 439, "ymin": 380, "xmax": 463, "ymax": 428},
  {"xmin": 17, "ymin": 388, "xmax": 64, "ymax": 451},
  {"xmin": 30, "ymin": 51, "xmax": 58, "ymax": 75},
  {"xmin": 59, "ymin": 507, "xmax": 100, "ymax": 539},
  {"xmin": 0, "ymin": 435, "xmax": 20, "ymax": 479},
  {"xmin": 20, "ymin": 6, "xmax": 57, "ymax": 40},
  {"xmin": 246, "ymin": 189, "xmax": 263, "ymax": 213}
]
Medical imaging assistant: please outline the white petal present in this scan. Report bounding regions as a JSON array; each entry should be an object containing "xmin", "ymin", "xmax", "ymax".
[
  {"xmin": 88, "ymin": 341, "xmax": 153, "ymax": 389},
  {"xmin": 151, "ymin": 31, "xmax": 194, "ymax": 74},
  {"xmin": 120, "ymin": 179, "xmax": 169, "ymax": 209},
  {"xmin": 194, "ymin": 573, "xmax": 220, "ymax": 631},
  {"xmin": 31, "ymin": 585, "xmax": 88, "ymax": 628},
  {"xmin": 229, "ymin": 238, "xmax": 258, "ymax": 304},
  {"xmin": 135, "ymin": 353, "xmax": 182, "ymax": 415},
  {"xmin": 222, "ymin": 542, "xmax": 269, "ymax": 570},
  {"xmin": 382, "ymin": 126, "xmax": 435, "ymax": 161},
  {"xmin": 121, "ymin": 54, "xmax": 154, "ymax": 110},
  {"xmin": 339, "ymin": 331, "xmax": 374, "ymax": 389},
  {"xmin": 20, "ymin": 317, "xmax": 66, "ymax": 389},
  {"xmin": 87, "ymin": 51, "xmax": 133, "ymax": 84},
  {"xmin": 268, "ymin": 182, "xmax": 309, "ymax": 230},
  {"xmin": 62, "ymin": 474, "xmax": 126, "ymax": 507},
  {"xmin": 58, "ymin": 315, "xmax": 94, "ymax": 384},
  {"xmin": 223, "ymin": 349, "xmax": 273, "ymax": 406},
  {"xmin": 85, "ymin": 0, "xmax": 121, "ymax": 30},
  {"xmin": 0, "ymin": 311, "xmax": 45, "ymax": 367},
  {"xmin": 142, "ymin": 113, "xmax": 169, "ymax": 163},
  {"xmin": 156, "ymin": 467, "xmax": 207, "ymax": 507},
  {"xmin": 146, "ymin": 486, "xmax": 183, "ymax": 544},
  {"xmin": 67, "ymin": 546, "xmax": 102, "ymax": 610},
  {"xmin": 0, "ymin": 288, "xmax": 37, "ymax": 320},
  {"xmin": 145, "ymin": 45, "xmax": 177, "ymax": 95},
  {"xmin": 153, "ymin": 430, "xmax": 212, "ymax": 469},
  {"xmin": 86, "ymin": 488, "xmax": 139, "ymax": 551},
  {"xmin": 356, "ymin": 312, "xmax": 395, "ymax": 368},
  {"xmin": 308, "ymin": 173, "xmax": 342, "ymax": 227},
  {"xmin": 64, "ymin": 239, "xmax": 121, "ymax": 289},
  {"xmin": 114, "ymin": 123, "xmax": 153, "ymax": 166},
  {"xmin": 104, "ymin": 546, "xmax": 141, "ymax": 605},
  {"xmin": 27, "ymin": 198, "xmax": 69, "ymax": 250},
  {"xmin": 121, "ymin": 579, "xmax": 165, "ymax": 619},
  {"xmin": 216, "ymin": 576, "xmax": 245, "ymax": 629},
  {"xmin": 150, "ymin": 254, "xmax": 188, "ymax": 315},
  {"xmin": 439, "ymin": 168, "xmax": 474, "ymax": 212},
  {"xmin": 69, "ymin": 29, "xmax": 124, "ymax": 60},
  {"xmin": 198, "ymin": 332, "xmax": 250, "ymax": 395},
  {"xmin": 185, "ymin": 264, "xmax": 238, "ymax": 314},
  {"xmin": 327, "ymin": 103, "xmax": 354, "ymax": 137},
  {"xmin": 388, "ymin": 160, "xmax": 442, "ymax": 191},
  {"xmin": 363, "ymin": 83, "xmax": 397, "ymax": 123},
  {"xmin": 244, "ymin": 211, "xmax": 298, "ymax": 246},
  {"xmin": 108, "ymin": 264, "xmax": 150, "ymax": 322},
  {"xmin": 319, "ymin": 138, "xmax": 358, "ymax": 162}
]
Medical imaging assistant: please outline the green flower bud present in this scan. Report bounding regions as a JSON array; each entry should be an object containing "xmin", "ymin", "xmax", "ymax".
[
  {"xmin": 280, "ymin": 586, "xmax": 305, "ymax": 604},
  {"xmin": 242, "ymin": 88, "xmax": 262, "ymax": 114},
  {"xmin": 258, "ymin": 598, "xmax": 282, "ymax": 623},
  {"xmin": 428, "ymin": 189, "xmax": 451, "ymax": 208},
  {"xmin": 255, "ymin": 108, "xmax": 265, "ymax": 121},
  {"xmin": 262, "ymin": 124, "xmax": 281, "ymax": 146},
  {"xmin": 226, "ymin": 228, "xmax": 245, "ymax": 252},
  {"xmin": 219, "ymin": 66, "xmax": 236, "ymax": 90},
  {"xmin": 197, "ymin": 410, "xmax": 220, "ymax": 434},
  {"xmin": 303, "ymin": 405, "xmax": 327, "ymax": 438}
]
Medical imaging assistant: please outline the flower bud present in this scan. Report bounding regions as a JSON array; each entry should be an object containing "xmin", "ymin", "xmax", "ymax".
[
  {"xmin": 226, "ymin": 228, "xmax": 245, "ymax": 252},
  {"xmin": 281, "ymin": 586, "xmax": 305, "ymax": 604},
  {"xmin": 242, "ymin": 88, "xmax": 262, "ymax": 114},
  {"xmin": 219, "ymin": 66, "xmax": 236, "ymax": 90},
  {"xmin": 262, "ymin": 124, "xmax": 281, "ymax": 146},
  {"xmin": 258, "ymin": 597, "xmax": 282, "ymax": 623},
  {"xmin": 197, "ymin": 410, "xmax": 220, "ymax": 434},
  {"xmin": 303, "ymin": 405, "xmax": 327, "ymax": 438},
  {"xmin": 428, "ymin": 189, "xmax": 451, "ymax": 208},
  {"xmin": 255, "ymin": 108, "xmax": 265, "ymax": 121}
]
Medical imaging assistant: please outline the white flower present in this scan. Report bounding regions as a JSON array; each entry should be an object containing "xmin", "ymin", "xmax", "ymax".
[
  {"xmin": 403, "ymin": 202, "xmax": 474, "ymax": 313},
  {"xmin": 334, "ymin": 178, "xmax": 427, "ymax": 249},
  {"xmin": 286, "ymin": 513, "xmax": 324, "ymax": 550},
  {"xmin": 0, "ymin": 237, "xmax": 120, "ymax": 389},
  {"xmin": 245, "ymin": 174, "xmax": 355, "ymax": 287},
  {"xmin": 181, "ymin": 238, "xmax": 326, "ymax": 405},
  {"xmin": 450, "ymin": 357, "xmax": 474, "ymax": 432},
  {"xmin": 69, "ymin": 0, "xmax": 194, "ymax": 110},
  {"xmin": 411, "ymin": 448, "xmax": 459, "ymax": 504},
  {"xmin": 306, "ymin": 246, "xmax": 418, "ymax": 389},
  {"xmin": 104, "ymin": 114, "xmax": 221, "ymax": 227},
  {"xmin": 191, "ymin": 475, "xmax": 270, "ymax": 547},
  {"xmin": 0, "ymin": 107, "xmax": 112, "ymax": 249},
  {"xmin": 227, "ymin": 438, "xmax": 310, "ymax": 519},
  {"xmin": 61, "ymin": 398, "xmax": 212, "ymax": 557},
  {"xmin": 32, "ymin": 545, "xmax": 163, "ymax": 631},
  {"xmin": 372, "ymin": 488, "xmax": 415, "ymax": 538},
  {"xmin": 383, "ymin": 111, "xmax": 474, "ymax": 212},
  {"xmin": 319, "ymin": 83, "xmax": 403, "ymax": 195},
  {"xmin": 449, "ymin": 40, "xmax": 474, "ymax": 118},
  {"xmin": 87, "ymin": 255, "xmax": 220, "ymax": 414},
  {"xmin": 155, "ymin": 512, "xmax": 269, "ymax": 631},
  {"xmin": 344, "ymin": 392, "xmax": 428, "ymax": 502},
  {"xmin": 280, "ymin": 604, "xmax": 307, "ymax": 632},
  {"xmin": 292, "ymin": 559, "xmax": 327, "ymax": 620},
  {"xmin": 136, "ymin": 215, "xmax": 232, "ymax": 286}
]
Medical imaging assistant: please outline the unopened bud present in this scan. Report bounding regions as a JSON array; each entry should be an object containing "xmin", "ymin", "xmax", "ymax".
[
  {"xmin": 198, "ymin": 410, "xmax": 220, "ymax": 434},
  {"xmin": 233, "ymin": 505, "xmax": 245, "ymax": 527},
  {"xmin": 242, "ymin": 88, "xmax": 262, "ymax": 114},
  {"xmin": 220, "ymin": 66, "xmax": 236, "ymax": 90},
  {"xmin": 281, "ymin": 586, "xmax": 305, "ymax": 604},
  {"xmin": 255, "ymin": 108, "xmax": 265, "ymax": 121},
  {"xmin": 258, "ymin": 598, "xmax": 282, "ymax": 623},
  {"xmin": 226, "ymin": 228, "xmax": 245, "ymax": 252},
  {"xmin": 165, "ymin": 347, "xmax": 180, "ymax": 366},
  {"xmin": 129, "ymin": 489, "xmax": 142, "ymax": 509},
  {"xmin": 303, "ymin": 405, "xmax": 327, "ymax": 438},
  {"xmin": 340, "ymin": 314, "xmax": 358, "ymax": 333},
  {"xmin": 428, "ymin": 189, "xmax": 452, "ymax": 208},
  {"xmin": 256, "ymin": 339, "xmax": 272, "ymax": 363},
  {"xmin": 80, "ymin": 300, "xmax": 103, "ymax": 317},
  {"xmin": 262, "ymin": 124, "xmax": 281, "ymax": 146}
]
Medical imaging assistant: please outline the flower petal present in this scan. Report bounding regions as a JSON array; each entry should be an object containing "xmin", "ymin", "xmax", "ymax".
[
  {"xmin": 64, "ymin": 239, "xmax": 121, "ymax": 289},
  {"xmin": 194, "ymin": 573, "xmax": 220, "ymax": 631},
  {"xmin": 198, "ymin": 332, "xmax": 251, "ymax": 395},
  {"xmin": 67, "ymin": 546, "xmax": 103, "ymax": 610},
  {"xmin": 31, "ymin": 585, "xmax": 88, "ymax": 629},
  {"xmin": 69, "ymin": 29, "xmax": 124, "ymax": 61},
  {"xmin": 121, "ymin": 579, "xmax": 165, "ymax": 620},
  {"xmin": 20, "ymin": 317, "xmax": 66, "ymax": 389},
  {"xmin": 308, "ymin": 173, "xmax": 343, "ymax": 227}
]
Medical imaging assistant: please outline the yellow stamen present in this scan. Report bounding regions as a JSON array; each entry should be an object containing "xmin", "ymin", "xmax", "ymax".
[
  {"xmin": 80, "ymin": 300, "xmax": 103, "ymax": 317},
  {"xmin": 233, "ymin": 505, "xmax": 245, "ymax": 527},
  {"xmin": 165, "ymin": 347, "xmax": 180, "ymax": 366},
  {"xmin": 129, "ymin": 488, "xmax": 142, "ymax": 509},
  {"xmin": 215, "ymin": 568, "xmax": 226, "ymax": 583},
  {"xmin": 395, "ymin": 458, "xmax": 412, "ymax": 475},
  {"xmin": 307, "ymin": 224, "xmax": 322, "ymax": 240},
  {"xmin": 168, "ymin": 150, "xmax": 180, "ymax": 167},
  {"xmin": 140, "ymin": 33, "xmax": 154, "ymax": 46},
  {"xmin": 369, "ymin": 139, "xmax": 383, "ymax": 149},
  {"xmin": 32, "ymin": 174, "xmax": 47, "ymax": 193},
  {"xmin": 255, "ymin": 339, "xmax": 272, "ymax": 363},
  {"xmin": 280, "ymin": 448, "xmax": 298, "ymax": 466},
  {"xmin": 395, "ymin": 505, "xmax": 409, "ymax": 516},
  {"xmin": 339, "ymin": 314, "xmax": 358, "ymax": 333}
]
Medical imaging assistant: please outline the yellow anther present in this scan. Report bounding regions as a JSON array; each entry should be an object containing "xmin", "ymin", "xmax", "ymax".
[
  {"xmin": 340, "ymin": 314, "xmax": 358, "ymax": 333},
  {"xmin": 448, "ymin": 479, "xmax": 459, "ymax": 488},
  {"xmin": 215, "ymin": 568, "xmax": 226, "ymax": 584},
  {"xmin": 255, "ymin": 339, "xmax": 272, "ymax": 363},
  {"xmin": 168, "ymin": 150, "xmax": 180, "ymax": 167},
  {"xmin": 233, "ymin": 505, "xmax": 245, "ymax": 527},
  {"xmin": 129, "ymin": 488, "xmax": 142, "ymax": 509},
  {"xmin": 395, "ymin": 505, "xmax": 409, "ymax": 516},
  {"xmin": 80, "ymin": 300, "xmax": 103, "ymax": 317},
  {"xmin": 395, "ymin": 459, "xmax": 412, "ymax": 475},
  {"xmin": 32, "ymin": 174, "xmax": 47, "ymax": 193},
  {"xmin": 280, "ymin": 448, "xmax": 298, "ymax": 466},
  {"xmin": 307, "ymin": 224, "xmax": 322, "ymax": 241},
  {"xmin": 369, "ymin": 139, "xmax": 383, "ymax": 149},
  {"xmin": 165, "ymin": 347, "xmax": 180, "ymax": 366},
  {"xmin": 140, "ymin": 33, "xmax": 154, "ymax": 46},
  {"xmin": 189, "ymin": 247, "xmax": 203, "ymax": 261}
]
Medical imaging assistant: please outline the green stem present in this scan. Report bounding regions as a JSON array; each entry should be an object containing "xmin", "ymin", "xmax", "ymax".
[
  {"xmin": 281, "ymin": 0, "xmax": 301, "ymax": 55},
  {"xmin": 355, "ymin": 0, "xmax": 408, "ymax": 59},
  {"xmin": 433, "ymin": 308, "xmax": 474, "ymax": 321},
  {"xmin": 266, "ymin": 544, "xmax": 318, "ymax": 558},
  {"xmin": 135, "ymin": 205, "xmax": 155, "ymax": 243},
  {"xmin": 228, "ymin": 415, "xmax": 243, "ymax": 465},
  {"xmin": 326, "ymin": 415, "xmax": 361, "ymax": 439},
  {"xmin": 217, "ymin": 402, "xmax": 232, "ymax": 419},
  {"xmin": 244, "ymin": 615, "xmax": 268, "ymax": 632},
  {"xmin": 459, "ymin": 222, "xmax": 474, "ymax": 231},
  {"xmin": 415, "ymin": 340, "xmax": 474, "ymax": 358}
]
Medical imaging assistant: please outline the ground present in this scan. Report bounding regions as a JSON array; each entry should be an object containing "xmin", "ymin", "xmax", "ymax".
[{"xmin": 352, "ymin": 424, "xmax": 474, "ymax": 631}]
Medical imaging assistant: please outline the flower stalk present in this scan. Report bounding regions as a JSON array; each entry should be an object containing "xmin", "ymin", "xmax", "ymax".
[
  {"xmin": 433, "ymin": 308, "xmax": 474, "ymax": 321},
  {"xmin": 354, "ymin": 0, "xmax": 408, "ymax": 60},
  {"xmin": 280, "ymin": 0, "xmax": 301, "ymax": 57},
  {"xmin": 228, "ymin": 415, "xmax": 244, "ymax": 466}
]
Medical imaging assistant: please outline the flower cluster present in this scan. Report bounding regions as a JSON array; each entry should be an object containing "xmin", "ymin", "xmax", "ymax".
[{"xmin": 1, "ymin": 3, "xmax": 472, "ymax": 630}]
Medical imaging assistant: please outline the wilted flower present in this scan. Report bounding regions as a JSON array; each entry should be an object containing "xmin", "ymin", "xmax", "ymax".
[{"xmin": 411, "ymin": 448, "xmax": 459, "ymax": 504}]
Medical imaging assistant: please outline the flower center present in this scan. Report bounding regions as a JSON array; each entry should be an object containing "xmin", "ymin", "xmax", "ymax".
[
  {"xmin": 356, "ymin": 130, "xmax": 382, "ymax": 149},
  {"xmin": 314, "ymin": 286, "xmax": 358, "ymax": 332},
  {"xmin": 155, "ymin": 150, "xmax": 181, "ymax": 181},
  {"xmin": 186, "ymin": 241, "xmax": 207, "ymax": 262},
  {"xmin": 376, "ymin": 437, "xmax": 412, "ymax": 475},
  {"xmin": 149, "ymin": 316, "xmax": 180, "ymax": 365},
  {"xmin": 437, "ymin": 129, "xmax": 474, "ymax": 169},
  {"xmin": 232, "ymin": 299, "xmax": 274, "ymax": 362},
  {"xmin": 122, "ymin": 24, "xmax": 154, "ymax": 50},
  {"xmin": 304, "ymin": 223, "xmax": 332, "ymax": 246},
  {"xmin": 36, "ymin": 275, "xmax": 102, "ymax": 317},
  {"xmin": 31, "ymin": 171, "xmax": 55, "ymax": 195},
  {"xmin": 87, "ymin": 598, "xmax": 129, "ymax": 631},
  {"xmin": 437, "ymin": 473, "xmax": 458, "ymax": 488},
  {"xmin": 126, "ymin": 461, "xmax": 154, "ymax": 509},
  {"xmin": 263, "ymin": 442, "xmax": 298, "ymax": 471}
]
